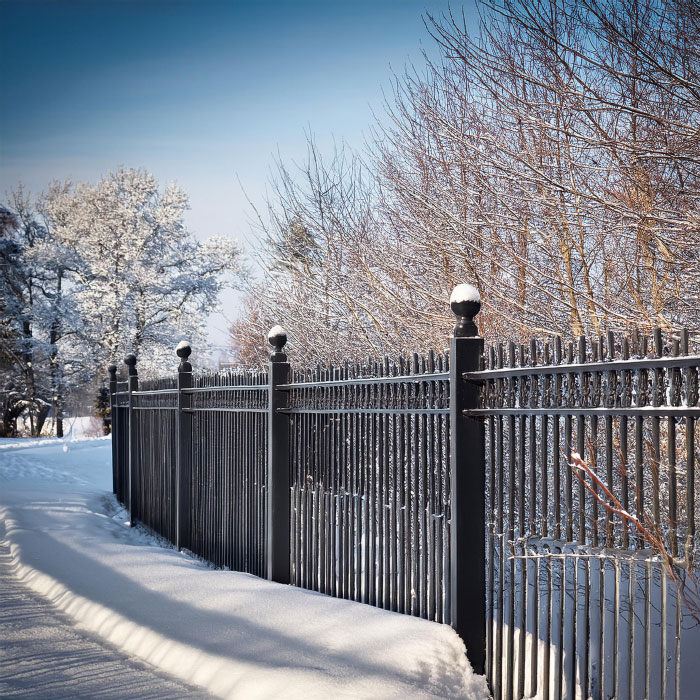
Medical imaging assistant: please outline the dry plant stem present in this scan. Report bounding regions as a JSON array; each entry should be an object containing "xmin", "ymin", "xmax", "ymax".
[{"xmin": 569, "ymin": 451, "xmax": 700, "ymax": 625}]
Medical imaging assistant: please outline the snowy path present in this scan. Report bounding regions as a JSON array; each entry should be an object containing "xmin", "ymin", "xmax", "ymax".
[
  {"xmin": 0, "ymin": 437, "xmax": 490, "ymax": 700},
  {"xmin": 0, "ymin": 537, "xmax": 215, "ymax": 699}
]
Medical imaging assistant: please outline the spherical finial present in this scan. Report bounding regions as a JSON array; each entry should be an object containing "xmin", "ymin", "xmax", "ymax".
[
  {"xmin": 108, "ymin": 364, "xmax": 117, "ymax": 377},
  {"xmin": 175, "ymin": 340, "xmax": 192, "ymax": 372},
  {"xmin": 267, "ymin": 325, "xmax": 288, "ymax": 361},
  {"xmin": 124, "ymin": 354, "xmax": 137, "ymax": 376},
  {"xmin": 176, "ymin": 340, "xmax": 192, "ymax": 359},
  {"xmin": 267, "ymin": 325, "xmax": 287, "ymax": 351},
  {"xmin": 450, "ymin": 284, "xmax": 481, "ymax": 337}
]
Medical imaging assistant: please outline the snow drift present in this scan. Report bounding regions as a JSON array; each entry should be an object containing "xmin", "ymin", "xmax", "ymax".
[{"xmin": 0, "ymin": 438, "xmax": 490, "ymax": 699}]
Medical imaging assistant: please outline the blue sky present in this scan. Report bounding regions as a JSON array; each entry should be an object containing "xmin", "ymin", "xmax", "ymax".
[{"xmin": 0, "ymin": 0, "xmax": 462, "ymax": 353}]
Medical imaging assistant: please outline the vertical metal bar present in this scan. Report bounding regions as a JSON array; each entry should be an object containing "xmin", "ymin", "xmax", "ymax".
[
  {"xmin": 418, "ymin": 354, "xmax": 428, "ymax": 618},
  {"xmin": 566, "ymin": 341, "xmax": 574, "ymax": 543},
  {"xmin": 352, "ymin": 364, "xmax": 360, "ymax": 601},
  {"xmin": 630, "ymin": 556, "xmax": 637, "ymax": 699},
  {"xmin": 540, "ymin": 343, "xmax": 551, "ymax": 700},
  {"xmin": 669, "ymin": 338, "xmax": 679, "ymax": 558},
  {"xmin": 383, "ymin": 357, "xmax": 392, "ymax": 611},
  {"xmin": 444, "ymin": 350, "xmax": 452, "ymax": 626},
  {"xmin": 390, "ymin": 364, "xmax": 398, "ymax": 613},
  {"xmin": 554, "ymin": 336, "xmax": 562, "ymax": 542},
  {"xmin": 289, "ymin": 385, "xmax": 297, "ymax": 584},
  {"xmin": 108, "ymin": 365, "xmax": 118, "ymax": 495},
  {"xmin": 577, "ymin": 336, "xmax": 587, "ymax": 545},
  {"xmin": 266, "ymin": 327, "xmax": 291, "ymax": 584},
  {"xmin": 542, "ymin": 343, "xmax": 550, "ymax": 539},
  {"xmin": 496, "ymin": 344, "xmax": 504, "ymax": 699},
  {"xmin": 635, "ymin": 420, "xmax": 644, "ymax": 549},
  {"xmin": 517, "ymin": 345, "xmax": 526, "ymax": 700},
  {"xmin": 312, "ymin": 365, "xmax": 320, "ymax": 588},
  {"xmin": 346, "ymin": 366, "xmax": 354, "ymax": 601},
  {"xmin": 449, "ymin": 286, "xmax": 486, "ymax": 675},
  {"xmin": 550, "ymin": 544, "xmax": 563, "ymax": 700},
  {"xmin": 645, "ymin": 557, "xmax": 652, "ymax": 700},
  {"xmin": 318, "ymin": 371, "xmax": 326, "ymax": 592},
  {"xmin": 506, "ymin": 342, "xmax": 516, "ymax": 700},
  {"xmin": 652, "ymin": 329, "xmax": 663, "ymax": 529},
  {"xmin": 392, "ymin": 366, "xmax": 399, "ymax": 614},
  {"xmin": 683, "ymin": 329, "xmax": 696, "ymax": 550},
  {"xmin": 344, "ymin": 367, "xmax": 351, "ymax": 599},
  {"xmin": 577, "ymin": 337, "xmax": 592, "ymax": 700},
  {"xmin": 527, "ymin": 339, "xmax": 538, "ymax": 698},
  {"xmin": 675, "ymin": 573, "xmax": 682, "ymax": 700},
  {"xmin": 125, "ymin": 354, "xmax": 138, "ymax": 527},
  {"xmin": 234, "ymin": 377, "xmax": 240, "ymax": 568},
  {"xmin": 402, "ymin": 373, "xmax": 409, "ymax": 617},
  {"xmin": 661, "ymin": 564, "xmax": 667, "ymax": 700},
  {"xmin": 318, "ymin": 379, "xmax": 327, "ymax": 594},
  {"xmin": 368, "ymin": 361, "xmax": 376, "ymax": 606},
  {"xmin": 377, "ymin": 359, "xmax": 386, "ymax": 609},
  {"xmin": 312, "ymin": 403, "xmax": 319, "ymax": 590},
  {"xmin": 176, "ymin": 343, "xmax": 192, "ymax": 552},
  {"xmin": 487, "ymin": 347, "xmax": 495, "ymax": 682},
  {"xmin": 529, "ymin": 338, "xmax": 538, "ymax": 535},
  {"xmin": 620, "ymin": 338, "xmax": 630, "ymax": 550},
  {"xmin": 426, "ymin": 353, "xmax": 436, "ymax": 621},
  {"xmin": 410, "ymin": 353, "xmax": 419, "ymax": 615}
]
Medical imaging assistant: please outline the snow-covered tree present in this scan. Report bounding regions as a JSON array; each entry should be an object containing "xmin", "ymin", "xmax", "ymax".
[
  {"xmin": 42, "ymin": 168, "xmax": 246, "ymax": 377},
  {"xmin": 2, "ymin": 169, "xmax": 245, "ymax": 434},
  {"xmin": 0, "ymin": 190, "xmax": 65, "ymax": 436}
]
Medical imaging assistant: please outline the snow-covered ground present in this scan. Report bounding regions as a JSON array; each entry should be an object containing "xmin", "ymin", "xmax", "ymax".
[{"xmin": 0, "ymin": 437, "xmax": 490, "ymax": 699}]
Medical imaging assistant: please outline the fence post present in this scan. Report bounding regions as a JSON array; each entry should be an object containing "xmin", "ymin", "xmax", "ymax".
[
  {"xmin": 267, "ymin": 325, "xmax": 291, "ymax": 583},
  {"xmin": 176, "ymin": 341, "xmax": 192, "ymax": 552},
  {"xmin": 449, "ymin": 284, "xmax": 486, "ymax": 675},
  {"xmin": 108, "ymin": 364, "xmax": 118, "ymax": 496},
  {"xmin": 125, "ymin": 354, "xmax": 138, "ymax": 527}
]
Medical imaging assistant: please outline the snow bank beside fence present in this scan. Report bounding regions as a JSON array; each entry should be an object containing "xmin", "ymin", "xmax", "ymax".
[{"xmin": 0, "ymin": 438, "xmax": 490, "ymax": 700}]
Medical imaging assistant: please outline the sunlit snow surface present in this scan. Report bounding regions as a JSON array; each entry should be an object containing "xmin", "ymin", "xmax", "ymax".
[{"xmin": 0, "ymin": 437, "xmax": 490, "ymax": 700}]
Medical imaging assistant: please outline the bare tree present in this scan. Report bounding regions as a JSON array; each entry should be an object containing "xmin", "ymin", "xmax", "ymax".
[
  {"xmin": 233, "ymin": 0, "xmax": 700, "ymax": 363},
  {"xmin": 376, "ymin": 0, "xmax": 700, "ymax": 340}
]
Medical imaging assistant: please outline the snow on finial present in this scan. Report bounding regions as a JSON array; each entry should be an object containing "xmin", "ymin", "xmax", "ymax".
[
  {"xmin": 450, "ymin": 284, "xmax": 481, "ymax": 338},
  {"xmin": 450, "ymin": 283, "xmax": 481, "ymax": 305},
  {"xmin": 267, "ymin": 325, "xmax": 288, "ymax": 360},
  {"xmin": 267, "ymin": 325, "xmax": 287, "ymax": 343},
  {"xmin": 176, "ymin": 340, "xmax": 192, "ymax": 359}
]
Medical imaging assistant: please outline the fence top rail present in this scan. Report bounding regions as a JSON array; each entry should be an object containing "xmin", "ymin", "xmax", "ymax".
[
  {"xmin": 466, "ymin": 353, "xmax": 700, "ymax": 380},
  {"xmin": 279, "ymin": 371, "xmax": 450, "ymax": 390},
  {"xmin": 467, "ymin": 406, "xmax": 700, "ymax": 416},
  {"xmin": 183, "ymin": 385, "xmax": 268, "ymax": 394},
  {"xmin": 132, "ymin": 388, "xmax": 179, "ymax": 396},
  {"xmin": 278, "ymin": 407, "xmax": 450, "ymax": 415}
]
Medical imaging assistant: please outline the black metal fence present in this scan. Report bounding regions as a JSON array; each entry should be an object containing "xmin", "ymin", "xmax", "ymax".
[
  {"xmin": 109, "ymin": 289, "xmax": 700, "ymax": 699},
  {"xmin": 470, "ymin": 331, "xmax": 699, "ymax": 700},
  {"xmin": 283, "ymin": 352, "xmax": 452, "ymax": 621}
]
